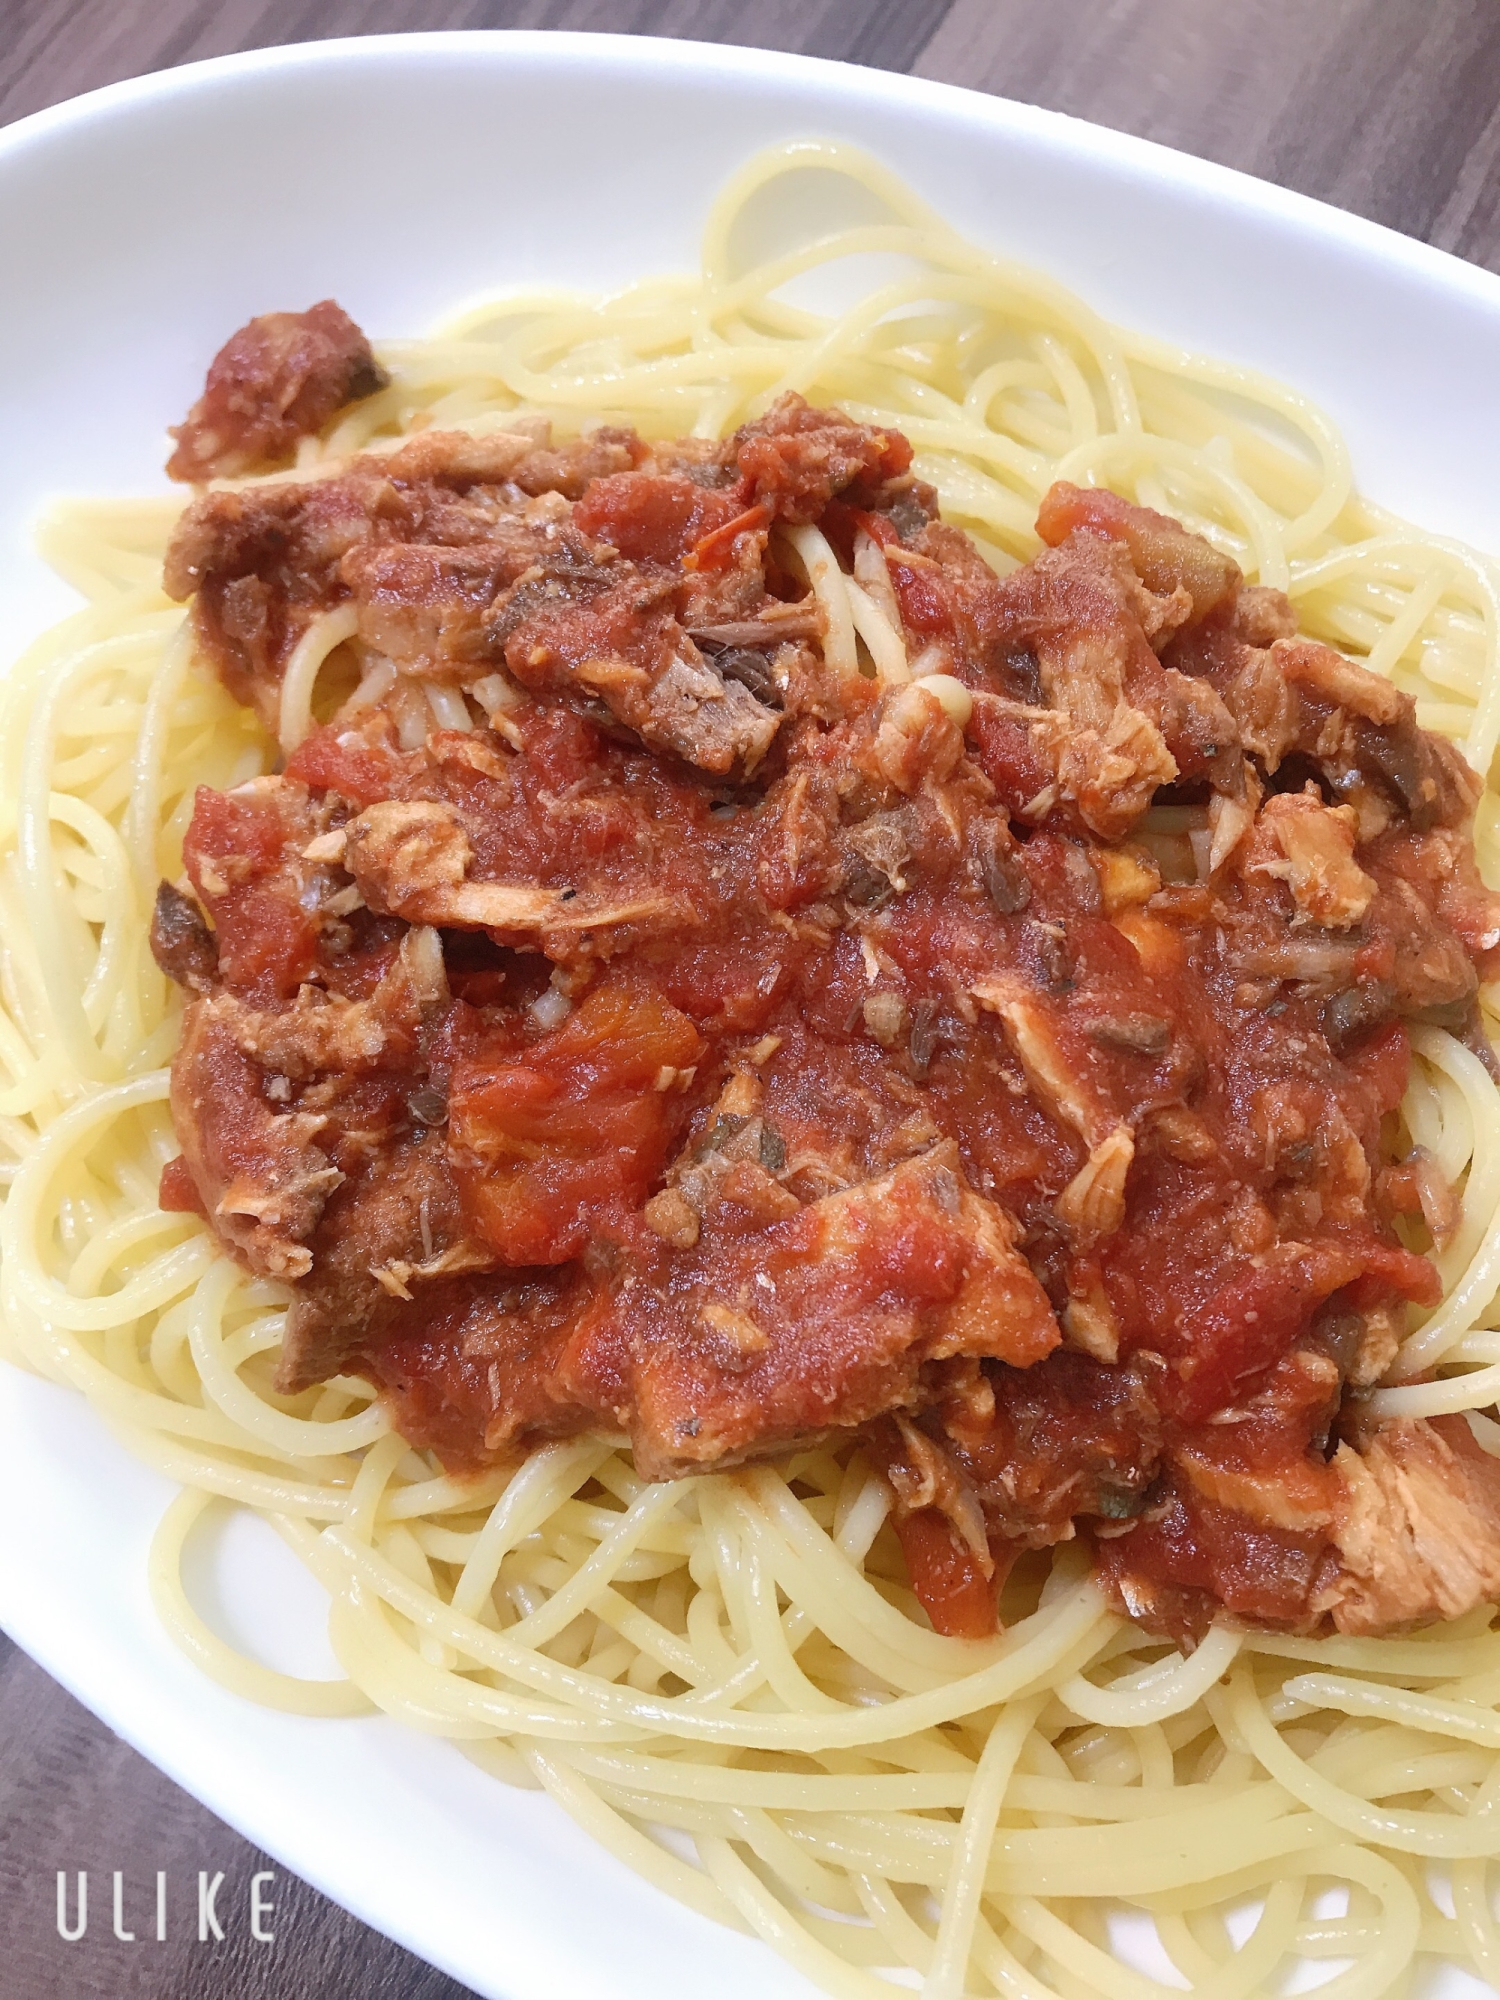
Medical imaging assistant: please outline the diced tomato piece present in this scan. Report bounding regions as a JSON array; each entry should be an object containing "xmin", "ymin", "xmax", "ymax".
[
  {"xmin": 876, "ymin": 431, "xmax": 913, "ymax": 477},
  {"xmin": 287, "ymin": 722, "xmax": 405, "ymax": 807},
  {"xmin": 1344, "ymin": 1235, "xmax": 1441, "ymax": 1309},
  {"xmin": 1344, "ymin": 1017, "xmax": 1411, "ymax": 1116},
  {"xmin": 968, "ymin": 700, "xmax": 1053, "ymax": 813},
  {"xmin": 1098, "ymin": 1485, "xmax": 1327, "ymax": 1632},
  {"xmin": 884, "ymin": 551, "xmax": 953, "ymax": 635},
  {"xmin": 1166, "ymin": 1242, "xmax": 1363, "ymax": 1422},
  {"xmin": 183, "ymin": 785, "xmax": 318, "ymax": 1000},
  {"xmin": 158, "ymin": 1155, "xmax": 207, "ymax": 1216},
  {"xmin": 449, "ymin": 983, "xmax": 704, "ymax": 1264},
  {"xmin": 573, "ymin": 474, "xmax": 744, "ymax": 567},
  {"xmin": 185, "ymin": 785, "xmax": 286, "ymax": 869},
  {"xmin": 891, "ymin": 1509, "xmax": 998, "ymax": 1638},
  {"xmin": 214, "ymin": 889, "xmax": 317, "ymax": 1001}
]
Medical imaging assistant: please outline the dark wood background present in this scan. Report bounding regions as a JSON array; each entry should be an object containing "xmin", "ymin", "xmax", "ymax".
[{"xmin": 3, "ymin": 4, "xmax": 1498, "ymax": 1996}]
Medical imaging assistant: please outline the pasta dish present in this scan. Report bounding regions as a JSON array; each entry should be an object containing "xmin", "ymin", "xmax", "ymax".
[{"xmin": 5, "ymin": 141, "xmax": 1500, "ymax": 1998}]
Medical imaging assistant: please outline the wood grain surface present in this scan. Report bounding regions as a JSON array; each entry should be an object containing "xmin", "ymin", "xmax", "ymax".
[{"xmin": 2, "ymin": 4, "xmax": 1498, "ymax": 1997}]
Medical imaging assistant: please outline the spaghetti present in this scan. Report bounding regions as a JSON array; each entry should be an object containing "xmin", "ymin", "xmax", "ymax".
[{"xmin": 5, "ymin": 140, "xmax": 1500, "ymax": 1997}]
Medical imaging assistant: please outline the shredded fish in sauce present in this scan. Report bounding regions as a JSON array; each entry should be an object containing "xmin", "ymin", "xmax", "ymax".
[{"xmin": 154, "ymin": 304, "xmax": 1500, "ymax": 1644}]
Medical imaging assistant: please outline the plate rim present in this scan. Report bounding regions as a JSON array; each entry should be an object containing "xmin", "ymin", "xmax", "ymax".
[
  {"xmin": 0, "ymin": 29, "xmax": 1496, "ymax": 2000},
  {"xmin": 3, "ymin": 27, "xmax": 1499, "ymax": 317}
]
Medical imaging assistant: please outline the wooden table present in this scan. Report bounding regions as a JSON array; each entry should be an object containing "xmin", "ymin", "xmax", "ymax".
[{"xmin": 2, "ymin": 4, "xmax": 1498, "ymax": 1996}]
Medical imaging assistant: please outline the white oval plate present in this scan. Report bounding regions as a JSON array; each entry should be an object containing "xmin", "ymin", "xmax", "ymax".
[{"xmin": 2, "ymin": 32, "xmax": 1498, "ymax": 2000}]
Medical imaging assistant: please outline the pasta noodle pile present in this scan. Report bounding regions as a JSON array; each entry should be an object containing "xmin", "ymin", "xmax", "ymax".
[{"xmin": 5, "ymin": 141, "xmax": 1500, "ymax": 1997}]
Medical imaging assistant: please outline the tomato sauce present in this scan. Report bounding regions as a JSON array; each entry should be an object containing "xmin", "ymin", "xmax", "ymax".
[{"xmin": 153, "ymin": 364, "xmax": 1500, "ymax": 1644}]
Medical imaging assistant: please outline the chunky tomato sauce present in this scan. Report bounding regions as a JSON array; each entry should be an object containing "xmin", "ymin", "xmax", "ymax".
[{"xmin": 151, "ymin": 304, "xmax": 1500, "ymax": 1643}]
